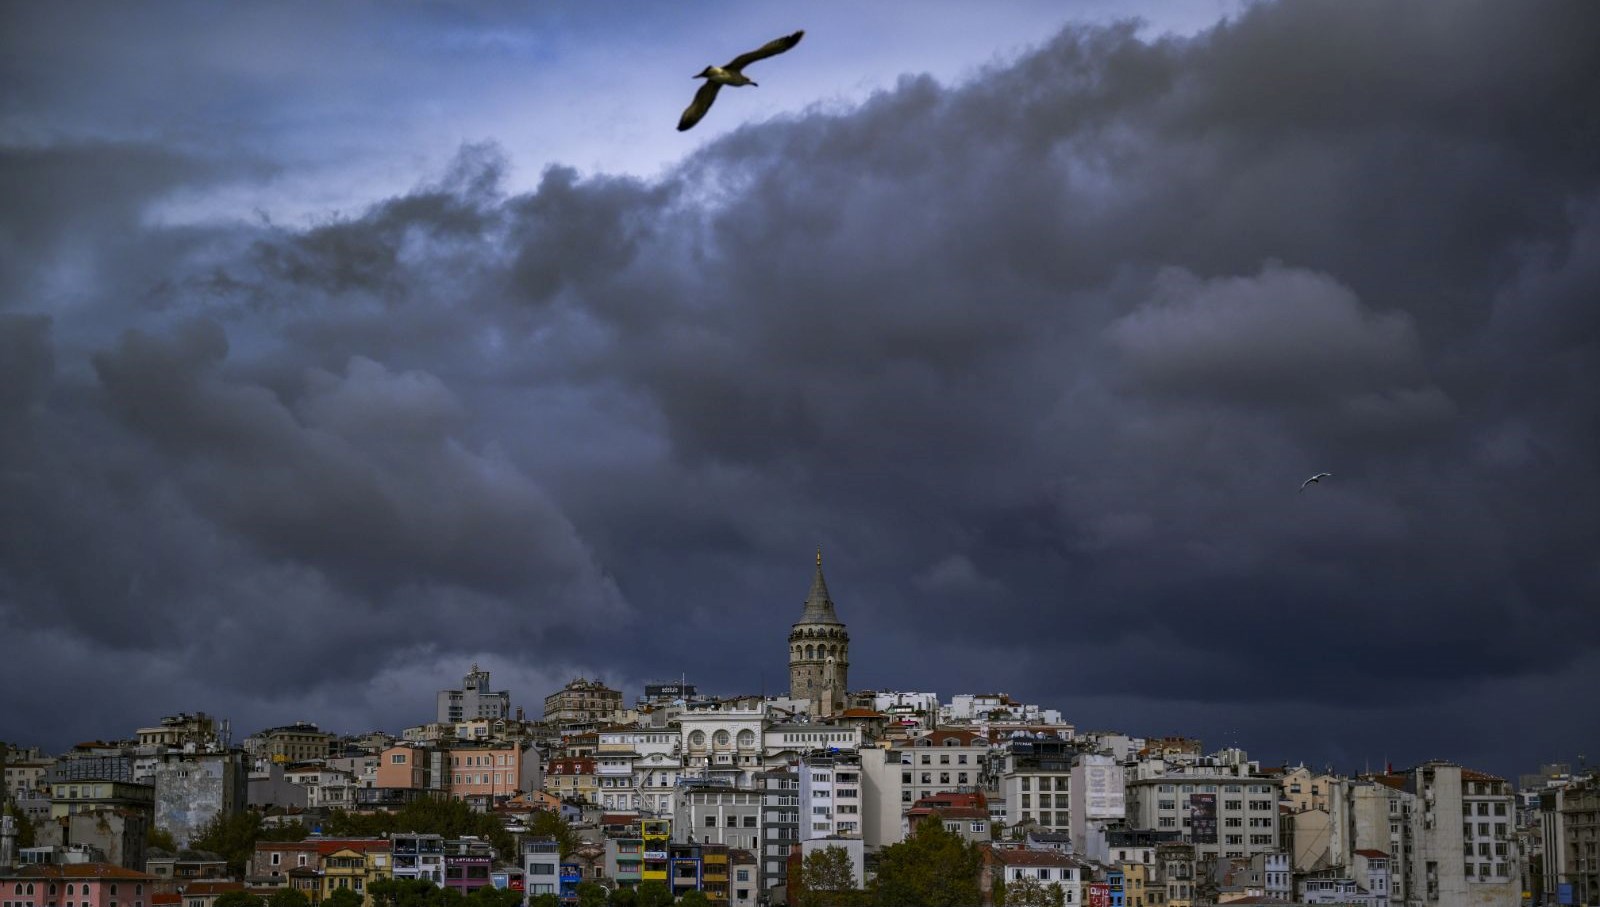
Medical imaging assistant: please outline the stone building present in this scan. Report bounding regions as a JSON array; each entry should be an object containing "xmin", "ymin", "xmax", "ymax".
[{"xmin": 787, "ymin": 550, "xmax": 849, "ymax": 717}]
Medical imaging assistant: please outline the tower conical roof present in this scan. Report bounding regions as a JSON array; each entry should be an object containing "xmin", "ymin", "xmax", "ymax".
[{"xmin": 799, "ymin": 547, "xmax": 842, "ymax": 625}]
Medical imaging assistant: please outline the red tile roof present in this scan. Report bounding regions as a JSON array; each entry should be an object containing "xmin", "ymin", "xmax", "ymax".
[
  {"xmin": 1461, "ymin": 768, "xmax": 1505, "ymax": 783},
  {"xmin": 1354, "ymin": 849, "xmax": 1391, "ymax": 859},
  {"xmin": 182, "ymin": 882, "xmax": 246, "ymax": 895},
  {"xmin": 995, "ymin": 849, "xmax": 1077, "ymax": 868},
  {"xmin": 3, "ymin": 863, "xmax": 158, "ymax": 881}
]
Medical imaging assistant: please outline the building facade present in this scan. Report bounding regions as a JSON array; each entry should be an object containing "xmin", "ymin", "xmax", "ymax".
[
  {"xmin": 543, "ymin": 679, "xmax": 623, "ymax": 727},
  {"xmin": 436, "ymin": 665, "xmax": 511, "ymax": 726}
]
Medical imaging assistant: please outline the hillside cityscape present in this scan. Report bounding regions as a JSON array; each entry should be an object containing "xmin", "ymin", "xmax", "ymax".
[{"xmin": 2, "ymin": 558, "xmax": 1595, "ymax": 907}]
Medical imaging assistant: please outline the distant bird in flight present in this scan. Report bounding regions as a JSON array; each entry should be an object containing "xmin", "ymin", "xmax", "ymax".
[
  {"xmin": 1299, "ymin": 472, "xmax": 1333, "ymax": 492},
  {"xmin": 678, "ymin": 30, "xmax": 805, "ymax": 132}
]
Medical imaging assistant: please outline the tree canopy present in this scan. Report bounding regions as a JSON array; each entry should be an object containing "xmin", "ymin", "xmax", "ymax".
[
  {"xmin": 868, "ymin": 820, "xmax": 981, "ymax": 907},
  {"xmin": 794, "ymin": 846, "xmax": 860, "ymax": 907},
  {"xmin": 191, "ymin": 811, "xmax": 309, "ymax": 876},
  {"xmin": 212, "ymin": 892, "xmax": 262, "ymax": 907},
  {"xmin": 634, "ymin": 881, "xmax": 672, "ymax": 907}
]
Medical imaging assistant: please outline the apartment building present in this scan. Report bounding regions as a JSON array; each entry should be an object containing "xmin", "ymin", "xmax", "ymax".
[
  {"xmin": 244, "ymin": 724, "xmax": 333, "ymax": 766},
  {"xmin": 675, "ymin": 783, "xmax": 763, "ymax": 852},
  {"xmin": 543, "ymin": 678, "xmax": 622, "ymax": 726},
  {"xmin": 895, "ymin": 730, "xmax": 988, "ymax": 809},
  {"xmin": 436, "ymin": 665, "xmax": 511, "ymax": 725},
  {"xmin": 759, "ymin": 768, "xmax": 799, "ymax": 897},
  {"xmin": 1124, "ymin": 749, "xmax": 1282, "ymax": 862},
  {"xmin": 798, "ymin": 750, "xmax": 863, "ymax": 841},
  {"xmin": 1402, "ymin": 761, "xmax": 1520, "ymax": 906}
]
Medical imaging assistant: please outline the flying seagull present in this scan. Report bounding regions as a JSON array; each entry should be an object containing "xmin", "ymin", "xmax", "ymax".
[
  {"xmin": 1299, "ymin": 472, "xmax": 1333, "ymax": 492},
  {"xmin": 678, "ymin": 30, "xmax": 805, "ymax": 132}
]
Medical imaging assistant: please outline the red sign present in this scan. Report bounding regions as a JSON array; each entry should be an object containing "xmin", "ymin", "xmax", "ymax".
[
  {"xmin": 1088, "ymin": 882, "xmax": 1110, "ymax": 907},
  {"xmin": 510, "ymin": 880, "xmax": 524, "ymax": 891}
]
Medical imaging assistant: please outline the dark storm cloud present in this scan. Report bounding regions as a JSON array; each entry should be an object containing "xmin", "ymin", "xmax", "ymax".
[{"xmin": 3, "ymin": 0, "xmax": 1598, "ymax": 776}]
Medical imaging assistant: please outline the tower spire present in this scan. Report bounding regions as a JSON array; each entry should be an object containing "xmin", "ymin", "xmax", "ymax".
[{"xmin": 801, "ymin": 547, "xmax": 840, "ymax": 624}]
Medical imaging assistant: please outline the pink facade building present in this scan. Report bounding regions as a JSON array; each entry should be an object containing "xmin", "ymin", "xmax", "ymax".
[
  {"xmin": 446, "ymin": 744, "xmax": 538, "ymax": 803},
  {"xmin": 2, "ymin": 863, "xmax": 157, "ymax": 907}
]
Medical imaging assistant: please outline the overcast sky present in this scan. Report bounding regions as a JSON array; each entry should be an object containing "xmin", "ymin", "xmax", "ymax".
[{"xmin": 2, "ymin": 0, "xmax": 1597, "ymax": 782}]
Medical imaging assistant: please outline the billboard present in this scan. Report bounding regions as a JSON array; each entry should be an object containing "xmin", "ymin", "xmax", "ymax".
[
  {"xmin": 1088, "ymin": 882, "xmax": 1110, "ymax": 907},
  {"xmin": 1082, "ymin": 762, "xmax": 1126, "ymax": 818},
  {"xmin": 1189, "ymin": 793, "xmax": 1218, "ymax": 844}
]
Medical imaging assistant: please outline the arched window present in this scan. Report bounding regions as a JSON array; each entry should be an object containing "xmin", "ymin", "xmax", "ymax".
[{"xmin": 805, "ymin": 645, "xmax": 814, "ymax": 660}]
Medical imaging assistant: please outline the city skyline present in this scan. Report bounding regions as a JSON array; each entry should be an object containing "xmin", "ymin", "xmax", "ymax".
[{"xmin": 2, "ymin": 0, "xmax": 1598, "ymax": 784}]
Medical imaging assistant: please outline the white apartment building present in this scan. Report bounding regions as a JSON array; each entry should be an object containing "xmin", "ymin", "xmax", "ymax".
[
  {"xmin": 1069, "ymin": 753, "xmax": 1127, "ymax": 863},
  {"xmin": 283, "ymin": 766, "xmax": 359, "ymax": 810},
  {"xmin": 944, "ymin": 693, "xmax": 1061, "ymax": 725},
  {"xmin": 675, "ymin": 784, "xmax": 764, "ymax": 852},
  {"xmin": 1406, "ymin": 761, "xmax": 1520, "ymax": 906},
  {"xmin": 679, "ymin": 704, "xmax": 766, "ymax": 788},
  {"xmin": 436, "ymin": 665, "xmax": 511, "ymax": 725},
  {"xmin": 856, "ymin": 747, "xmax": 907, "ymax": 850},
  {"xmin": 870, "ymin": 691, "xmax": 940, "ymax": 725},
  {"xmin": 1124, "ymin": 750, "xmax": 1282, "ymax": 861},
  {"xmin": 799, "ymin": 750, "xmax": 863, "ymax": 841},
  {"xmin": 894, "ymin": 730, "xmax": 988, "ymax": 808},
  {"xmin": 595, "ymin": 725, "xmax": 681, "ymax": 814},
  {"xmin": 763, "ymin": 724, "xmax": 862, "ymax": 767}
]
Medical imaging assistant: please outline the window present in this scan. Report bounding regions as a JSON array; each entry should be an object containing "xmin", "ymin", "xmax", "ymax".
[
  {"xmin": 705, "ymin": 816, "xmax": 716, "ymax": 827},
  {"xmin": 391, "ymin": 754, "xmax": 407, "ymax": 764}
]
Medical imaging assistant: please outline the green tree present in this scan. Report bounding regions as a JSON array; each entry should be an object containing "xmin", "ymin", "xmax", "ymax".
[
  {"xmin": 635, "ymin": 881, "xmax": 672, "ymax": 907},
  {"xmin": 369, "ymin": 879, "xmax": 453, "ymax": 907},
  {"xmin": 999, "ymin": 877, "xmax": 1047, "ymax": 907},
  {"xmin": 527, "ymin": 810, "xmax": 578, "ymax": 859},
  {"xmin": 795, "ymin": 846, "xmax": 858, "ymax": 907},
  {"xmin": 529, "ymin": 895, "xmax": 561, "ymax": 907},
  {"xmin": 869, "ymin": 821, "xmax": 981, "ymax": 907},
  {"xmin": 606, "ymin": 885, "xmax": 638, "ymax": 907},
  {"xmin": 325, "ymin": 889, "xmax": 364, "ymax": 907},
  {"xmin": 676, "ymin": 891, "xmax": 711, "ymax": 907},
  {"xmin": 190, "ymin": 811, "xmax": 309, "ymax": 877},
  {"xmin": 993, "ymin": 877, "xmax": 1007, "ymax": 907},
  {"xmin": 466, "ymin": 887, "xmax": 524, "ymax": 907},
  {"xmin": 1045, "ymin": 883, "xmax": 1065, "ymax": 907},
  {"xmin": 213, "ymin": 893, "xmax": 263, "ymax": 907},
  {"xmin": 575, "ymin": 882, "xmax": 608, "ymax": 907},
  {"xmin": 267, "ymin": 889, "xmax": 312, "ymax": 907},
  {"xmin": 323, "ymin": 799, "xmax": 515, "ymax": 862},
  {"xmin": 146, "ymin": 825, "xmax": 178, "ymax": 853},
  {"xmin": 192, "ymin": 811, "xmax": 265, "ymax": 876}
]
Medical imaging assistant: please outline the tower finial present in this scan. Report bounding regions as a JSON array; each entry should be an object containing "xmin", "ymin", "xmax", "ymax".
[{"xmin": 816, "ymin": 546, "xmax": 822, "ymax": 568}]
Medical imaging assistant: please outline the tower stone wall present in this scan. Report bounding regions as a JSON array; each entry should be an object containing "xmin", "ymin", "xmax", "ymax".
[{"xmin": 788, "ymin": 549, "xmax": 850, "ymax": 717}]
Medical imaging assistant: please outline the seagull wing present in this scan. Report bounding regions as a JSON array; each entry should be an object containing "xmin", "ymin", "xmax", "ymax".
[
  {"xmin": 726, "ymin": 30, "xmax": 804, "ymax": 72},
  {"xmin": 678, "ymin": 80, "xmax": 723, "ymax": 131}
]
